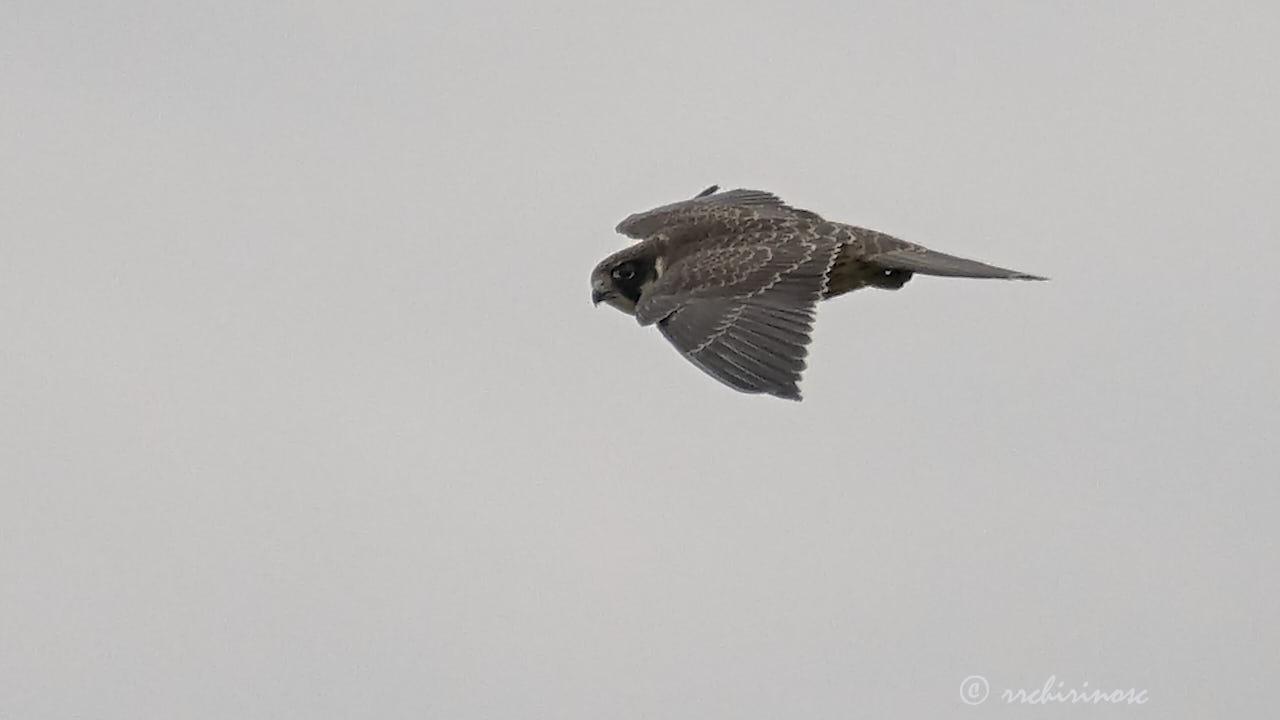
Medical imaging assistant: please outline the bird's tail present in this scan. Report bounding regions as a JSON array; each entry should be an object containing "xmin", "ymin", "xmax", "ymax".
[
  {"xmin": 868, "ymin": 247, "xmax": 1046, "ymax": 280},
  {"xmin": 840, "ymin": 225, "xmax": 1046, "ymax": 280}
]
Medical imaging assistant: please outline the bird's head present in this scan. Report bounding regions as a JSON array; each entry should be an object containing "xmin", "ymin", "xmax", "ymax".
[{"xmin": 590, "ymin": 245, "xmax": 660, "ymax": 315}]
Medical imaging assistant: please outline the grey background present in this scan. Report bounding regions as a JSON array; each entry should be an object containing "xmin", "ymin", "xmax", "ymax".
[{"xmin": 3, "ymin": 2, "xmax": 1277, "ymax": 718}]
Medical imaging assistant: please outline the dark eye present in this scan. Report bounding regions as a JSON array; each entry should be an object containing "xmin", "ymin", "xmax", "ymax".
[{"xmin": 611, "ymin": 264, "xmax": 636, "ymax": 281}]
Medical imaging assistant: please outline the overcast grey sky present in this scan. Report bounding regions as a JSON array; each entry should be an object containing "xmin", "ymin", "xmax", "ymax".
[{"xmin": 2, "ymin": 1, "xmax": 1277, "ymax": 718}]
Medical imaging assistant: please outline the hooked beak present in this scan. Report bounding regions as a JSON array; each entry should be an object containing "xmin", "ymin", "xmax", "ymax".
[{"xmin": 592, "ymin": 289, "xmax": 609, "ymax": 306}]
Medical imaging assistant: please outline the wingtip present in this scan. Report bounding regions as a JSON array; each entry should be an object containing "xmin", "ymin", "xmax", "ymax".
[{"xmin": 775, "ymin": 387, "xmax": 803, "ymax": 402}]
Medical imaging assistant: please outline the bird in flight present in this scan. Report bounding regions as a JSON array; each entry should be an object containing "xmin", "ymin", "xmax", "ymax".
[{"xmin": 591, "ymin": 185, "xmax": 1045, "ymax": 400}]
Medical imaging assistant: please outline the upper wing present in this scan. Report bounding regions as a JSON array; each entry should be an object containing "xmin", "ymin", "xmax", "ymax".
[
  {"xmin": 634, "ymin": 228, "xmax": 839, "ymax": 400},
  {"xmin": 616, "ymin": 186, "xmax": 823, "ymax": 240}
]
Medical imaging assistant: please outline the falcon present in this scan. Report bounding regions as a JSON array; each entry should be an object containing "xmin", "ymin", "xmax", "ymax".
[{"xmin": 590, "ymin": 185, "xmax": 1045, "ymax": 400}]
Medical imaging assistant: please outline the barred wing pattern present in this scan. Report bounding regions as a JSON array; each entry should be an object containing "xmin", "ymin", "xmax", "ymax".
[{"xmin": 634, "ymin": 230, "xmax": 840, "ymax": 400}]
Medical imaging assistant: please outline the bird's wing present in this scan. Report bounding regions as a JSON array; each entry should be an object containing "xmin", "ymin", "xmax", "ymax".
[
  {"xmin": 843, "ymin": 225, "xmax": 1046, "ymax": 280},
  {"xmin": 634, "ymin": 228, "xmax": 839, "ymax": 400},
  {"xmin": 616, "ymin": 186, "xmax": 823, "ymax": 240}
]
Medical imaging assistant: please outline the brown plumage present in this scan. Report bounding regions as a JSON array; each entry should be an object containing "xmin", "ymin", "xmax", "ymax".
[{"xmin": 591, "ymin": 186, "xmax": 1045, "ymax": 400}]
